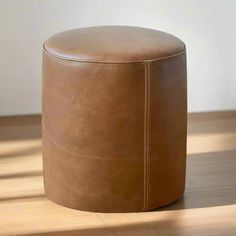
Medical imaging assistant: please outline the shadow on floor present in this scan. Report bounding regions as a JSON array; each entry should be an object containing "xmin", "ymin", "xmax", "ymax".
[
  {"xmin": 0, "ymin": 150, "xmax": 236, "ymax": 210},
  {"xmin": 14, "ymin": 210, "xmax": 184, "ymax": 236},
  {"xmin": 0, "ymin": 115, "xmax": 41, "ymax": 141},
  {"xmin": 0, "ymin": 170, "xmax": 42, "ymax": 180},
  {"xmin": 159, "ymin": 149, "xmax": 236, "ymax": 211},
  {"xmin": 1, "ymin": 150, "xmax": 236, "ymax": 235},
  {"xmin": 0, "ymin": 194, "xmax": 46, "ymax": 203},
  {"xmin": 0, "ymin": 145, "xmax": 42, "ymax": 159}
]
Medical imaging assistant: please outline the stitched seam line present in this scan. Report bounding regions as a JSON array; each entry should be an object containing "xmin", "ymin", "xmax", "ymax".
[
  {"xmin": 143, "ymin": 61, "xmax": 150, "ymax": 211},
  {"xmin": 43, "ymin": 44, "xmax": 186, "ymax": 64},
  {"xmin": 147, "ymin": 61, "xmax": 151, "ymax": 211},
  {"xmin": 143, "ymin": 63, "xmax": 147, "ymax": 211},
  {"xmin": 42, "ymin": 120, "xmax": 142, "ymax": 161}
]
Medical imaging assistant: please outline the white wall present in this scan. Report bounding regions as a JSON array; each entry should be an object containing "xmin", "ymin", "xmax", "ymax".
[{"xmin": 0, "ymin": 0, "xmax": 235, "ymax": 116}]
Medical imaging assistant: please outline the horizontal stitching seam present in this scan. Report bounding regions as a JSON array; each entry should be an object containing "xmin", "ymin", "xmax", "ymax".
[
  {"xmin": 43, "ymin": 44, "xmax": 186, "ymax": 65},
  {"xmin": 42, "ymin": 121, "xmax": 142, "ymax": 161}
]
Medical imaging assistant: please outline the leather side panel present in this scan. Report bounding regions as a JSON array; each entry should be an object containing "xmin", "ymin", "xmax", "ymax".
[
  {"xmin": 147, "ymin": 52, "xmax": 187, "ymax": 209},
  {"xmin": 42, "ymin": 52, "xmax": 145, "ymax": 212}
]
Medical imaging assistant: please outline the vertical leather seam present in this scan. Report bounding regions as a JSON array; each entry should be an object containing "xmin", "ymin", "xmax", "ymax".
[
  {"xmin": 147, "ymin": 60, "xmax": 151, "ymax": 210},
  {"xmin": 143, "ymin": 62, "xmax": 147, "ymax": 211},
  {"xmin": 143, "ymin": 61, "xmax": 151, "ymax": 211}
]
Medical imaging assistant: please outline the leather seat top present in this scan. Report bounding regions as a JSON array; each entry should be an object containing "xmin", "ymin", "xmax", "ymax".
[{"xmin": 44, "ymin": 25, "xmax": 185, "ymax": 63}]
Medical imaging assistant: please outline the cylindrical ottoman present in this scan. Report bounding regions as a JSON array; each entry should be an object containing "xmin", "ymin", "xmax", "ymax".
[{"xmin": 42, "ymin": 26, "xmax": 187, "ymax": 213}]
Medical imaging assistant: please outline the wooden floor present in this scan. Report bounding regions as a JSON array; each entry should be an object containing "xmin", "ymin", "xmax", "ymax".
[{"xmin": 0, "ymin": 112, "xmax": 236, "ymax": 236}]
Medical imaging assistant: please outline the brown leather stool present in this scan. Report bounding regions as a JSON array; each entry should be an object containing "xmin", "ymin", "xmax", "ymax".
[{"xmin": 42, "ymin": 26, "xmax": 187, "ymax": 213}]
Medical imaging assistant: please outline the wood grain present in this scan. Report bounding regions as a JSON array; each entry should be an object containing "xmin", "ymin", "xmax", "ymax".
[{"xmin": 0, "ymin": 112, "xmax": 236, "ymax": 236}]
